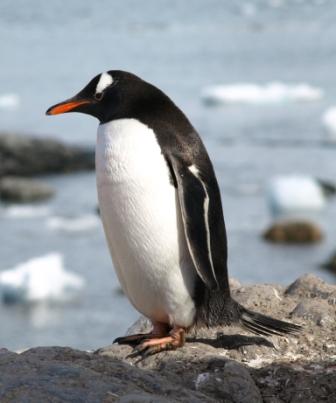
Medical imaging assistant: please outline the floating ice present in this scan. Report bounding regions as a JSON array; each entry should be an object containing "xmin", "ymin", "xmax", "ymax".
[
  {"xmin": 4, "ymin": 205, "xmax": 50, "ymax": 218},
  {"xmin": 322, "ymin": 106, "xmax": 336, "ymax": 141},
  {"xmin": 46, "ymin": 214, "xmax": 99, "ymax": 232},
  {"xmin": 0, "ymin": 253, "xmax": 85, "ymax": 304},
  {"xmin": 0, "ymin": 94, "xmax": 20, "ymax": 110},
  {"xmin": 267, "ymin": 175, "xmax": 326, "ymax": 217},
  {"xmin": 201, "ymin": 82, "xmax": 323, "ymax": 105}
]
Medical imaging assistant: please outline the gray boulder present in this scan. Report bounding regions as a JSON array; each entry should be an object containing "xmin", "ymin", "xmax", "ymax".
[{"xmin": 0, "ymin": 133, "xmax": 94, "ymax": 177}]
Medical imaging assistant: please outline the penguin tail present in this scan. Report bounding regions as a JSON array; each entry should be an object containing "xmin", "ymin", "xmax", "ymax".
[
  {"xmin": 195, "ymin": 288, "xmax": 301, "ymax": 336},
  {"xmin": 237, "ymin": 303, "xmax": 301, "ymax": 336}
]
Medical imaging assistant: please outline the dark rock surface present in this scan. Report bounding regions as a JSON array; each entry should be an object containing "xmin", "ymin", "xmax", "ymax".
[
  {"xmin": 0, "ymin": 176, "xmax": 55, "ymax": 202},
  {"xmin": 263, "ymin": 220, "xmax": 323, "ymax": 244},
  {"xmin": 0, "ymin": 133, "xmax": 95, "ymax": 177},
  {"xmin": 321, "ymin": 251, "xmax": 336, "ymax": 274},
  {"xmin": 1, "ymin": 274, "xmax": 336, "ymax": 402}
]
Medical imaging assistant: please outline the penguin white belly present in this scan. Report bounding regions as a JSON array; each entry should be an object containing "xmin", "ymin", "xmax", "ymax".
[{"xmin": 96, "ymin": 118, "xmax": 196, "ymax": 327}]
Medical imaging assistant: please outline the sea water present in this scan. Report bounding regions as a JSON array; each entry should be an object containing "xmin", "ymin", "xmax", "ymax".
[{"xmin": 0, "ymin": 0, "xmax": 336, "ymax": 350}]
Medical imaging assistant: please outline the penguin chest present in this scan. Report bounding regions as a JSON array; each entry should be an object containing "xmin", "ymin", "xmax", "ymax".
[{"xmin": 95, "ymin": 118, "xmax": 196, "ymax": 327}]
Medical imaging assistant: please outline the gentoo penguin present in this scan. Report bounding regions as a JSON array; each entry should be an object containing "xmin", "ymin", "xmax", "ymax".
[{"xmin": 46, "ymin": 71, "xmax": 300, "ymax": 356}]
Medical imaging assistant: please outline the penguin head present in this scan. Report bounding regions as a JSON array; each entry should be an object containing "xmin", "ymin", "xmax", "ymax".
[{"xmin": 46, "ymin": 70, "xmax": 145, "ymax": 123}]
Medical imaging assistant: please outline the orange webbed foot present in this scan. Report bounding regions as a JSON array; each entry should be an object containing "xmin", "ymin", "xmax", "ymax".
[{"xmin": 128, "ymin": 327, "xmax": 186, "ymax": 359}]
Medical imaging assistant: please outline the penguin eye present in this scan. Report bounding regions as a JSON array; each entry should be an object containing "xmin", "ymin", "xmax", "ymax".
[
  {"xmin": 94, "ymin": 91, "xmax": 104, "ymax": 101},
  {"xmin": 94, "ymin": 79, "xmax": 118, "ymax": 101}
]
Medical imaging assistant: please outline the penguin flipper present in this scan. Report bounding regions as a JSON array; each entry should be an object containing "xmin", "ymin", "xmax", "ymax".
[{"xmin": 168, "ymin": 154, "xmax": 229, "ymax": 291}]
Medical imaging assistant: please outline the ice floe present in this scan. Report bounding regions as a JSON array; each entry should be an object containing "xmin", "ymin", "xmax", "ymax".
[
  {"xmin": 0, "ymin": 253, "xmax": 85, "ymax": 304},
  {"xmin": 3, "ymin": 205, "xmax": 51, "ymax": 218},
  {"xmin": 322, "ymin": 106, "xmax": 336, "ymax": 141},
  {"xmin": 46, "ymin": 214, "xmax": 100, "ymax": 232},
  {"xmin": 267, "ymin": 175, "xmax": 326, "ymax": 217},
  {"xmin": 201, "ymin": 82, "xmax": 323, "ymax": 105},
  {"xmin": 0, "ymin": 94, "xmax": 20, "ymax": 110}
]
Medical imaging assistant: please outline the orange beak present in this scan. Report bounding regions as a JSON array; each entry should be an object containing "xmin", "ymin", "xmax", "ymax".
[{"xmin": 46, "ymin": 99, "xmax": 91, "ymax": 115}]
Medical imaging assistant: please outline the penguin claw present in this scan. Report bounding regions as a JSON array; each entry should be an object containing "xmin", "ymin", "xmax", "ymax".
[
  {"xmin": 114, "ymin": 322, "xmax": 172, "ymax": 347},
  {"xmin": 126, "ymin": 341, "xmax": 174, "ymax": 360},
  {"xmin": 113, "ymin": 333, "xmax": 150, "ymax": 346}
]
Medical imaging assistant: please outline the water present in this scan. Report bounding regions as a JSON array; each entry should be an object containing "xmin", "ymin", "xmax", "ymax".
[{"xmin": 0, "ymin": 0, "xmax": 336, "ymax": 351}]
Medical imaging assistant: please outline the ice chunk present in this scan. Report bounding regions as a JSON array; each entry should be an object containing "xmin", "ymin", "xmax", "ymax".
[
  {"xmin": 3, "ymin": 205, "xmax": 50, "ymax": 218},
  {"xmin": 322, "ymin": 106, "xmax": 336, "ymax": 141},
  {"xmin": 267, "ymin": 175, "xmax": 326, "ymax": 217},
  {"xmin": 46, "ymin": 214, "xmax": 99, "ymax": 232},
  {"xmin": 0, "ymin": 253, "xmax": 85, "ymax": 304},
  {"xmin": 201, "ymin": 82, "xmax": 323, "ymax": 105},
  {"xmin": 0, "ymin": 94, "xmax": 20, "ymax": 110}
]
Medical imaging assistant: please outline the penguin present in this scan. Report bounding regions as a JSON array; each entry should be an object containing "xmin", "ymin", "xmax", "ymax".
[{"xmin": 46, "ymin": 71, "xmax": 301, "ymax": 356}]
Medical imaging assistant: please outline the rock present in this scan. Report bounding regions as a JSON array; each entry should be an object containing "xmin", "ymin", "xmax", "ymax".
[
  {"xmin": 1, "ymin": 275, "xmax": 336, "ymax": 402},
  {"xmin": 263, "ymin": 220, "xmax": 323, "ymax": 244},
  {"xmin": 0, "ymin": 347, "xmax": 209, "ymax": 403},
  {"xmin": 321, "ymin": 251, "xmax": 336, "ymax": 273},
  {"xmin": 285, "ymin": 274, "xmax": 336, "ymax": 299},
  {"xmin": 0, "ymin": 177, "xmax": 54, "ymax": 202},
  {"xmin": 126, "ymin": 316, "xmax": 152, "ymax": 336},
  {"xmin": 194, "ymin": 360, "xmax": 262, "ymax": 402},
  {"xmin": 0, "ymin": 133, "xmax": 94, "ymax": 177},
  {"xmin": 316, "ymin": 178, "xmax": 336, "ymax": 197},
  {"xmin": 290, "ymin": 300, "xmax": 334, "ymax": 326}
]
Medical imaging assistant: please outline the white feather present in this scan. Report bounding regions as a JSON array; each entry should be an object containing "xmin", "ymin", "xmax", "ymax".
[
  {"xmin": 96, "ymin": 72, "xmax": 113, "ymax": 94},
  {"xmin": 188, "ymin": 165, "xmax": 216, "ymax": 284},
  {"xmin": 96, "ymin": 118, "xmax": 196, "ymax": 327}
]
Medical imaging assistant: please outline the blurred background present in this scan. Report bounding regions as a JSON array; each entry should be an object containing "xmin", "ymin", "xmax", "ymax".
[{"xmin": 0, "ymin": 0, "xmax": 335, "ymax": 351}]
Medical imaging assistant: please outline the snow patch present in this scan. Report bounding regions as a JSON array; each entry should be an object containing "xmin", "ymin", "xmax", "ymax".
[
  {"xmin": 0, "ymin": 253, "xmax": 85, "ymax": 304},
  {"xmin": 201, "ymin": 82, "xmax": 323, "ymax": 105},
  {"xmin": 46, "ymin": 214, "xmax": 99, "ymax": 232}
]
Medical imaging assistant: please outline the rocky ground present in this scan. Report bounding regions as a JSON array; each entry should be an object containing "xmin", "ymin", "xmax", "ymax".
[{"xmin": 0, "ymin": 274, "xmax": 335, "ymax": 402}]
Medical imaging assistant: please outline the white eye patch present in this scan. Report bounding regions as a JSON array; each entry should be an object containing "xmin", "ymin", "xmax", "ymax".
[{"xmin": 95, "ymin": 72, "xmax": 113, "ymax": 95}]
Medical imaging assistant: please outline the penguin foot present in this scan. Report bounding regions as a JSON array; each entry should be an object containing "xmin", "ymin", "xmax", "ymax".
[
  {"xmin": 127, "ymin": 327, "xmax": 186, "ymax": 358},
  {"xmin": 113, "ymin": 322, "xmax": 170, "ymax": 346}
]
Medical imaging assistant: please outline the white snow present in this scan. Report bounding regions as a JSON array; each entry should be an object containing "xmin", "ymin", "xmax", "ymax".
[
  {"xmin": 3, "ymin": 205, "xmax": 50, "ymax": 218},
  {"xmin": 267, "ymin": 175, "xmax": 326, "ymax": 217},
  {"xmin": 201, "ymin": 82, "xmax": 323, "ymax": 105},
  {"xmin": 322, "ymin": 106, "xmax": 336, "ymax": 141},
  {"xmin": 46, "ymin": 214, "xmax": 99, "ymax": 232},
  {"xmin": 0, "ymin": 253, "xmax": 85, "ymax": 304},
  {"xmin": 0, "ymin": 94, "xmax": 20, "ymax": 110}
]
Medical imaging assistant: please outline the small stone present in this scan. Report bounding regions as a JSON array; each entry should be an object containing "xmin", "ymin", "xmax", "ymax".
[
  {"xmin": 116, "ymin": 393, "xmax": 173, "ymax": 403},
  {"xmin": 229, "ymin": 277, "xmax": 241, "ymax": 289},
  {"xmin": 263, "ymin": 220, "xmax": 323, "ymax": 244},
  {"xmin": 0, "ymin": 177, "xmax": 54, "ymax": 203},
  {"xmin": 126, "ymin": 316, "xmax": 152, "ymax": 336}
]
